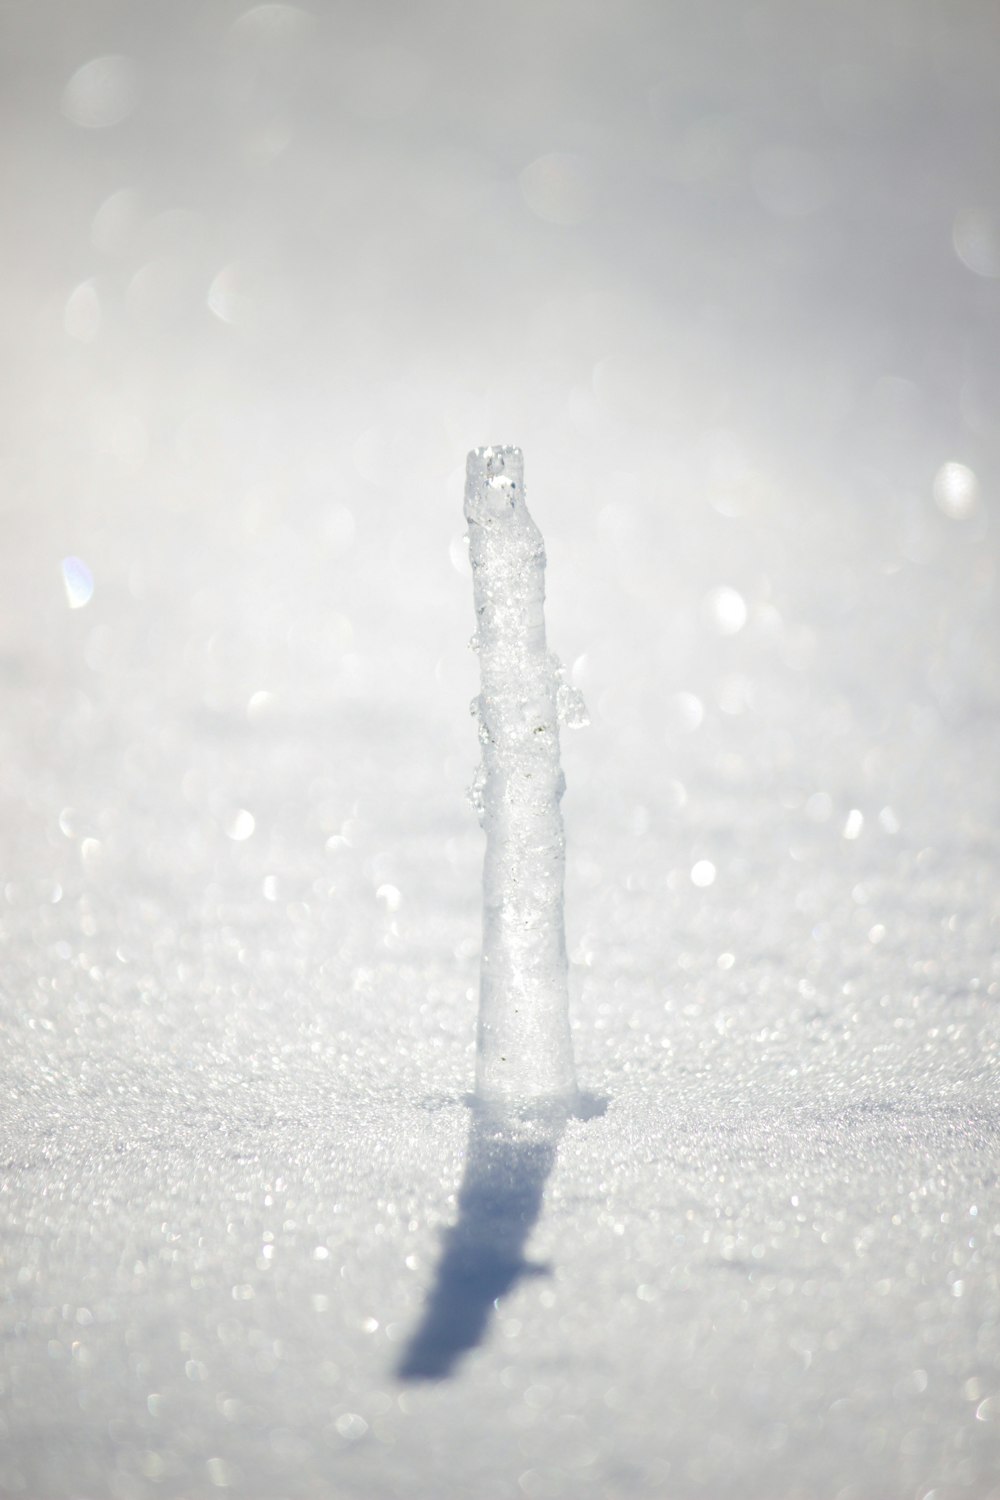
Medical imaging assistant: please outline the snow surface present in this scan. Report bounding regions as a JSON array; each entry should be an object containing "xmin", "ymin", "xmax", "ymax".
[{"xmin": 2, "ymin": 2, "xmax": 1000, "ymax": 1497}]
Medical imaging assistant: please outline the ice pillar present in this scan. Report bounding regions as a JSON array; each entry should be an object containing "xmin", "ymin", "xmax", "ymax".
[{"xmin": 465, "ymin": 446, "xmax": 577, "ymax": 1103}]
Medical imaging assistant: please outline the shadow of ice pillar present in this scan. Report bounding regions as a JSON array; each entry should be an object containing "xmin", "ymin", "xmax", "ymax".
[
  {"xmin": 396, "ymin": 1101, "xmax": 565, "ymax": 1382},
  {"xmin": 465, "ymin": 446, "xmax": 581, "ymax": 1104}
]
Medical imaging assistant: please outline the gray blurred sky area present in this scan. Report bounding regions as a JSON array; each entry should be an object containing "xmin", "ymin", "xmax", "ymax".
[
  {"xmin": 2, "ymin": 0, "xmax": 999, "ymax": 769},
  {"xmin": 4, "ymin": 0, "xmax": 1000, "ymax": 431}
]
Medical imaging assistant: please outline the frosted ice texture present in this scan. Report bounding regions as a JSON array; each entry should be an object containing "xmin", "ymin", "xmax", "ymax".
[{"xmin": 465, "ymin": 447, "xmax": 576, "ymax": 1102}]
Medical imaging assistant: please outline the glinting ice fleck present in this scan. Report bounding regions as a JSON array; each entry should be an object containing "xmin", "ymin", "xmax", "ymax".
[{"xmin": 465, "ymin": 446, "xmax": 585, "ymax": 1102}]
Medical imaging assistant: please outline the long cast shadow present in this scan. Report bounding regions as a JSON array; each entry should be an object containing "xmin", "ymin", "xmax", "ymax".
[{"xmin": 397, "ymin": 1098, "xmax": 570, "ymax": 1382}]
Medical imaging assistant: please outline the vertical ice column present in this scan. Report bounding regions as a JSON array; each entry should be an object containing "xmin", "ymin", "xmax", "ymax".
[{"xmin": 465, "ymin": 446, "xmax": 577, "ymax": 1103}]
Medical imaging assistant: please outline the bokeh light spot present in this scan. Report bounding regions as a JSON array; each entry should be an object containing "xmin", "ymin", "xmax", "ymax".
[
  {"xmin": 61, "ymin": 557, "xmax": 94, "ymax": 609},
  {"xmin": 953, "ymin": 210, "xmax": 1000, "ymax": 279},
  {"xmin": 519, "ymin": 154, "xmax": 594, "ymax": 227},
  {"xmin": 227, "ymin": 810, "xmax": 256, "ymax": 841},
  {"xmin": 843, "ymin": 809, "xmax": 864, "ymax": 840},
  {"xmin": 702, "ymin": 586, "xmax": 747, "ymax": 636},
  {"xmin": 207, "ymin": 264, "xmax": 244, "ymax": 325},
  {"xmin": 64, "ymin": 282, "xmax": 101, "ymax": 342},
  {"xmin": 933, "ymin": 462, "xmax": 979, "ymax": 520},
  {"xmin": 61, "ymin": 55, "xmax": 138, "ymax": 129},
  {"xmin": 91, "ymin": 188, "xmax": 140, "ymax": 254},
  {"xmin": 669, "ymin": 692, "xmax": 704, "ymax": 732}
]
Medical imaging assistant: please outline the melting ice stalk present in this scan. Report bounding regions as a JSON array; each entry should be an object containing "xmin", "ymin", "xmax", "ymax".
[{"xmin": 465, "ymin": 446, "xmax": 584, "ymax": 1104}]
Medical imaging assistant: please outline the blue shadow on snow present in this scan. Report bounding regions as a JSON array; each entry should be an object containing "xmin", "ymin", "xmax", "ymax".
[{"xmin": 397, "ymin": 1092, "xmax": 603, "ymax": 1382}]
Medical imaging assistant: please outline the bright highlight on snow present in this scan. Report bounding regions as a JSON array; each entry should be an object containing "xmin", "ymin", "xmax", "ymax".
[
  {"xmin": 60, "ymin": 556, "xmax": 94, "ymax": 609},
  {"xmin": 465, "ymin": 446, "xmax": 583, "ymax": 1103}
]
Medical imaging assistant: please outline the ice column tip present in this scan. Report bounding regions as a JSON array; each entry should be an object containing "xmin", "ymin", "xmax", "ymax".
[{"xmin": 464, "ymin": 446, "xmax": 525, "ymax": 525}]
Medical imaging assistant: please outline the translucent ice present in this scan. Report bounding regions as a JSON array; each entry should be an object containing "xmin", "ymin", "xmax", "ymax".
[{"xmin": 464, "ymin": 446, "xmax": 578, "ymax": 1103}]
